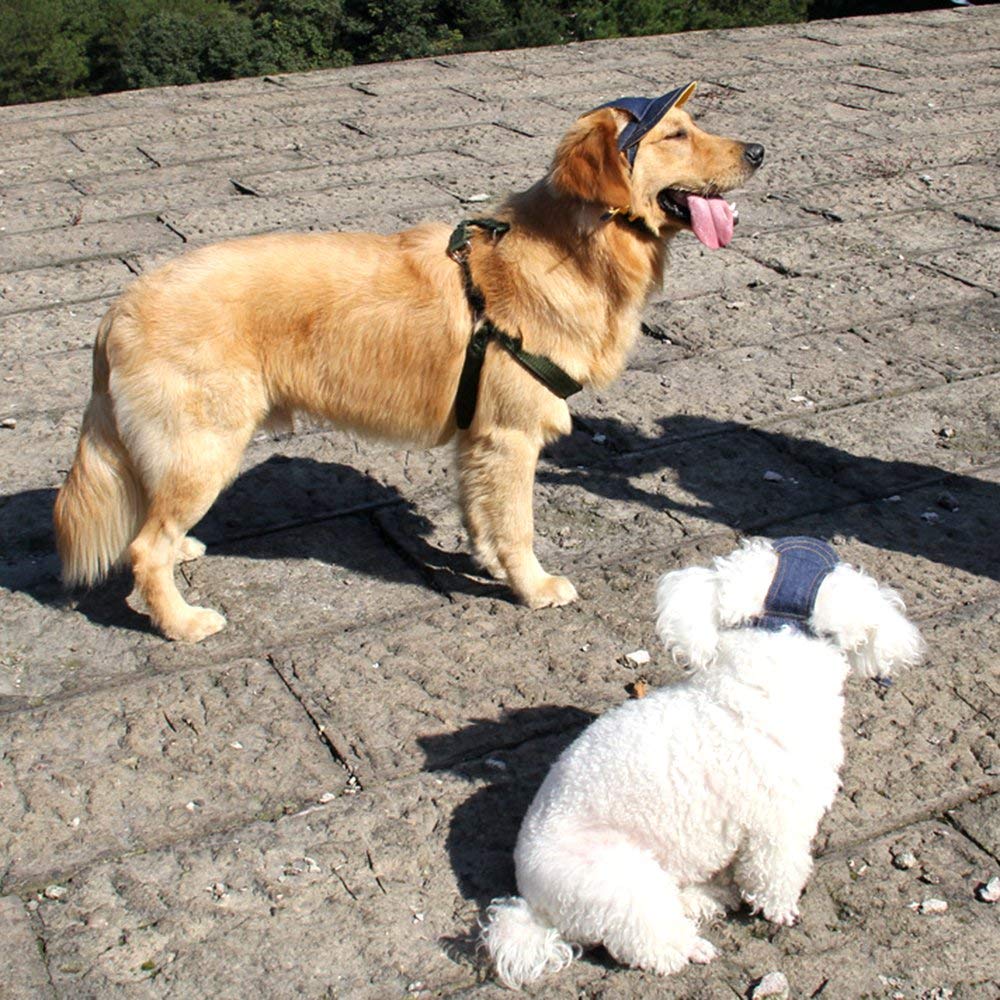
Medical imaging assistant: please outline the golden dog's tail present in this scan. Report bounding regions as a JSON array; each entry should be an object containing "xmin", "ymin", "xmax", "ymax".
[{"xmin": 54, "ymin": 309, "xmax": 145, "ymax": 587}]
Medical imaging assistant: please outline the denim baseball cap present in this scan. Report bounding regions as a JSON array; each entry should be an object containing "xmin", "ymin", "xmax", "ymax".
[{"xmin": 594, "ymin": 82, "xmax": 697, "ymax": 166}]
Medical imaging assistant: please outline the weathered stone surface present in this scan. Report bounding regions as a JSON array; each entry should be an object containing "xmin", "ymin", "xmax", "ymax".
[
  {"xmin": 0, "ymin": 298, "xmax": 111, "ymax": 361},
  {"xmin": 4, "ymin": 349, "xmax": 92, "ymax": 415},
  {"xmin": 921, "ymin": 241, "xmax": 1000, "ymax": 295},
  {"xmin": 0, "ymin": 659, "xmax": 345, "ymax": 891},
  {"xmin": 950, "ymin": 792, "xmax": 1000, "ymax": 861},
  {"xmin": 2, "ymin": 7, "xmax": 999, "ymax": 997},
  {"xmin": 0, "ymin": 180, "xmax": 82, "ymax": 234},
  {"xmin": 740, "ymin": 210, "xmax": 992, "ymax": 277},
  {"xmin": 0, "ymin": 147, "xmax": 155, "ymax": 187},
  {"xmin": 159, "ymin": 179, "xmax": 455, "ymax": 244},
  {"xmin": 0, "ymin": 217, "xmax": 181, "ymax": 272},
  {"xmin": 640, "ymin": 261, "xmax": 989, "ymax": 357},
  {"xmin": 574, "ymin": 328, "xmax": 943, "ymax": 447},
  {"xmin": 767, "ymin": 377, "xmax": 1000, "ymax": 494},
  {"xmin": 0, "ymin": 895, "xmax": 55, "ymax": 998},
  {"xmin": 852, "ymin": 298, "xmax": 1000, "ymax": 381},
  {"xmin": 540, "ymin": 425, "xmax": 863, "ymax": 536},
  {"xmin": 789, "ymin": 162, "xmax": 1000, "ymax": 224},
  {"xmin": 25, "ymin": 771, "xmax": 1000, "ymax": 1000},
  {"xmin": 172, "ymin": 513, "xmax": 446, "ymax": 645},
  {"xmin": 0, "ymin": 258, "xmax": 132, "ymax": 314}
]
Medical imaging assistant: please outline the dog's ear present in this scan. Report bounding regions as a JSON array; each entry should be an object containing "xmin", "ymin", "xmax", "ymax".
[
  {"xmin": 813, "ymin": 565, "xmax": 924, "ymax": 678},
  {"xmin": 714, "ymin": 538, "xmax": 779, "ymax": 627},
  {"xmin": 550, "ymin": 108, "xmax": 632, "ymax": 209},
  {"xmin": 655, "ymin": 566, "xmax": 719, "ymax": 669}
]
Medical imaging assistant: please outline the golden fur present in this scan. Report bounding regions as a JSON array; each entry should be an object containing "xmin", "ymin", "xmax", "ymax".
[{"xmin": 54, "ymin": 92, "xmax": 761, "ymax": 641}]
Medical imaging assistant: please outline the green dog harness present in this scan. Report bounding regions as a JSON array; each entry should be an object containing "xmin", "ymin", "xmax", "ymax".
[{"xmin": 447, "ymin": 218, "xmax": 583, "ymax": 430}]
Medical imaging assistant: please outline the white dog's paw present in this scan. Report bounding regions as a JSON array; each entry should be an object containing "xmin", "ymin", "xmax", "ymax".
[
  {"xmin": 680, "ymin": 885, "xmax": 729, "ymax": 922},
  {"xmin": 687, "ymin": 937, "xmax": 717, "ymax": 964},
  {"xmin": 763, "ymin": 903, "xmax": 800, "ymax": 927},
  {"xmin": 741, "ymin": 891, "xmax": 800, "ymax": 927}
]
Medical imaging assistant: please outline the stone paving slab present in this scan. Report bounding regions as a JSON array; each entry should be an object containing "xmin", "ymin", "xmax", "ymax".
[
  {"xmin": 159, "ymin": 179, "xmax": 457, "ymax": 244},
  {"xmin": 739, "ymin": 212, "xmax": 994, "ymax": 278},
  {"xmin": 0, "ymin": 147, "xmax": 156, "ymax": 188},
  {"xmin": 2, "ymin": 7, "xmax": 999, "ymax": 998},
  {"xmin": 768, "ymin": 376, "xmax": 1000, "ymax": 493},
  {"xmin": 174, "ymin": 515, "xmax": 447, "ymax": 646},
  {"xmin": 0, "ymin": 658, "xmax": 345, "ymax": 892},
  {"xmin": 0, "ymin": 217, "xmax": 181, "ymax": 273},
  {"xmin": 736, "ymin": 129, "xmax": 1000, "ymax": 193},
  {"xmin": 574, "ymin": 328, "xmax": 945, "ymax": 445},
  {"xmin": 0, "ymin": 258, "xmax": 133, "ymax": 314},
  {"xmin": 24, "ymin": 767, "xmax": 999, "ymax": 1000},
  {"xmin": 0, "ymin": 180, "xmax": 82, "ymax": 235},
  {"xmin": 0, "ymin": 894, "xmax": 54, "ymax": 999},
  {"xmin": 641, "ymin": 262, "xmax": 991, "ymax": 355},
  {"xmin": 921, "ymin": 242, "xmax": 1000, "ymax": 296}
]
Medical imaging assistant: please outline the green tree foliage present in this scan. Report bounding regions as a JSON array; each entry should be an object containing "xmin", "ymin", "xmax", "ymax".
[
  {"xmin": 1, "ymin": 0, "xmax": 815, "ymax": 106},
  {"xmin": 0, "ymin": 0, "xmax": 91, "ymax": 104}
]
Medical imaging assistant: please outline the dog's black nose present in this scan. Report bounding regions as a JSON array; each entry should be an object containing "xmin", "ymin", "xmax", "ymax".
[{"xmin": 743, "ymin": 143, "xmax": 765, "ymax": 168}]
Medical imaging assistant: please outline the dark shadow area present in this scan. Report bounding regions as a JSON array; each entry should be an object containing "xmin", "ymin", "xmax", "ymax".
[
  {"xmin": 0, "ymin": 455, "xmax": 500, "ymax": 634},
  {"xmin": 2, "ymin": 414, "xmax": 995, "ymax": 635},
  {"xmin": 419, "ymin": 706, "xmax": 595, "ymax": 905},
  {"xmin": 542, "ymin": 413, "xmax": 999, "ymax": 582}
]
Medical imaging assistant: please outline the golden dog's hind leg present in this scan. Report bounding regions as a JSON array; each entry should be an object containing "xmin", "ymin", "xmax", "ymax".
[
  {"xmin": 128, "ymin": 434, "xmax": 247, "ymax": 642},
  {"xmin": 458, "ymin": 429, "xmax": 578, "ymax": 609}
]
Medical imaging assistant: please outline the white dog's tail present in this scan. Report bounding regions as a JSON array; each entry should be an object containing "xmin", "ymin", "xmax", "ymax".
[{"xmin": 481, "ymin": 896, "xmax": 576, "ymax": 989}]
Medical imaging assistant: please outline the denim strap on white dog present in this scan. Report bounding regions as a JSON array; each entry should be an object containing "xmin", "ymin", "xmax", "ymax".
[{"xmin": 752, "ymin": 536, "xmax": 839, "ymax": 636}]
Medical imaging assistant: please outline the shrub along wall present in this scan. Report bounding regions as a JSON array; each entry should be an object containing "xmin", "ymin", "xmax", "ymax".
[{"xmin": 2, "ymin": 0, "xmax": 819, "ymax": 105}]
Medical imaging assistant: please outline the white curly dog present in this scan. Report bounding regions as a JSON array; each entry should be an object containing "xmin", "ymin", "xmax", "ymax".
[{"xmin": 481, "ymin": 536, "xmax": 923, "ymax": 988}]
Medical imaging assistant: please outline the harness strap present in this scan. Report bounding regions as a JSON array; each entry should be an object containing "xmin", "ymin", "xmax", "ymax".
[
  {"xmin": 448, "ymin": 218, "xmax": 583, "ymax": 430},
  {"xmin": 749, "ymin": 536, "xmax": 839, "ymax": 636}
]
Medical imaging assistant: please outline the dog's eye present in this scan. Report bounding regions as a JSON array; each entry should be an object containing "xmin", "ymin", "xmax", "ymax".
[{"xmin": 662, "ymin": 129, "xmax": 687, "ymax": 141}]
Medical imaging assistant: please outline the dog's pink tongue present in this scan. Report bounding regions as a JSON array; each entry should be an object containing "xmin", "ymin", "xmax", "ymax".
[{"xmin": 687, "ymin": 195, "xmax": 734, "ymax": 250}]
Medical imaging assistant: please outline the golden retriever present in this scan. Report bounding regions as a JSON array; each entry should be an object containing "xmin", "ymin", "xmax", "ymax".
[{"xmin": 54, "ymin": 82, "xmax": 763, "ymax": 641}]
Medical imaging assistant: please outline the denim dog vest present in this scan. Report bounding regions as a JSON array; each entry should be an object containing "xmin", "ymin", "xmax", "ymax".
[{"xmin": 751, "ymin": 536, "xmax": 839, "ymax": 636}]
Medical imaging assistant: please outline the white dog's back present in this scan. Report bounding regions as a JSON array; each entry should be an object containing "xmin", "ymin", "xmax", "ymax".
[{"xmin": 481, "ymin": 538, "xmax": 923, "ymax": 988}]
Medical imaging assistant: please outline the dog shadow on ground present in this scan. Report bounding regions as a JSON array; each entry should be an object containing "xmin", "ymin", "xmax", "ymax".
[
  {"xmin": 543, "ymin": 412, "xmax": 999, "ymax": 582},
  {"xmin": 419, "ymin": 705, "xmax": 595, "ymax": 905},
  {"xmin": 420, "ymin": 706, "xmax": 607, "ymax": 970},
  {"xmin": 1, "ymin": 414, "xmax": 995, "ymax": 634},
  {"xmin": 0, "ymin": 455, "xmax": 500, "ymax": 634}
]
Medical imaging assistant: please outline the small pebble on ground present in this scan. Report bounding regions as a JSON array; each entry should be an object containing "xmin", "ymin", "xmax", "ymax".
[
  {"xmin": 975, "ymin": 876, "xmax": 1000, "ymax": 903},
  {"xmin": 751, "ymin": 971, "xmax": 790, "ymax": 999}
]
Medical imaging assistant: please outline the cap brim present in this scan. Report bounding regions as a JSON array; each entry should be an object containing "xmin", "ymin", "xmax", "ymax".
[{"xmin": 622, "ymin": 81, "xmax": 698, "ymax": 152}]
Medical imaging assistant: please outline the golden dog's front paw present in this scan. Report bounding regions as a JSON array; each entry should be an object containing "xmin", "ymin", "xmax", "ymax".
[
  {"xmin": 523, "ymin": 574, "xmax": 579, "ymax": 609},
  {"xmin": 163, "ymin": 606, "xmax": 227, "ymax": 643}
]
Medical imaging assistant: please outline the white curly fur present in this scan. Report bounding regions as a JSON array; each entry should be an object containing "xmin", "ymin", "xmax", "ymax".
[{"xmin": 481, "ymin": 537, "xmax": 923, "ymax": 988}]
